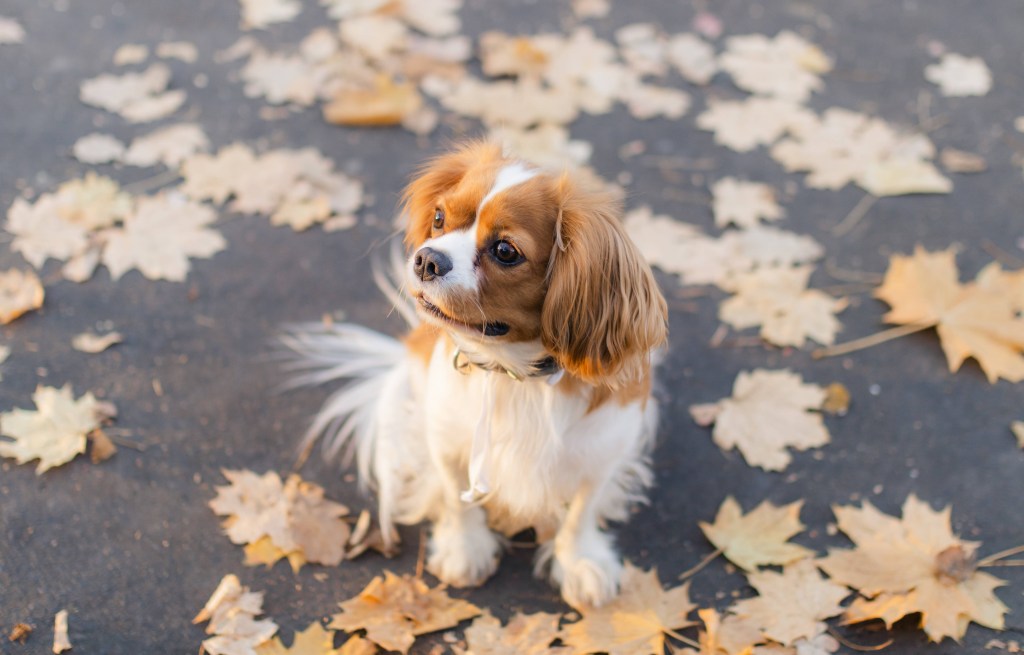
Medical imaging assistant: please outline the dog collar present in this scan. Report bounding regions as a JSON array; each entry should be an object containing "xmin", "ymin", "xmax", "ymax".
[{"xmin": 452, "ymin": 348, "xmax": 562, "ymax": 382}]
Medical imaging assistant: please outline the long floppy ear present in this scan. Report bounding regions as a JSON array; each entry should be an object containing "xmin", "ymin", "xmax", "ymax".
[
  {"xmin": 401, "ymin": 141, "xmax": 503, "ymax": 248},
  {"xmin": 541, "ymin": 174, "xmax": 668, "ymax": 387}
]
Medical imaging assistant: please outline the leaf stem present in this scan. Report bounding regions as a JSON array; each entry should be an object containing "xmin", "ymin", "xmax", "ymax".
[
  {"xmin": 812, "ymin": 322, "xmax": 935, "ymax": 359},
  {"xmin": 827, "ymin": 626, "xmax": 894, "ymax": 652},
  {"xmin": 664, "ymin": 627, "xmax": 700, "ymax": 649},
  {"xmin": 977, "ymin": 544, "xmax": 1024, "ymax": 567},
  {"xmin": 833, "ymin": 193, "xmax": 878, "ymax": 237},
  {"xmin": 678, "ymin": 548, "xmax": 723, "ymax": 581}
]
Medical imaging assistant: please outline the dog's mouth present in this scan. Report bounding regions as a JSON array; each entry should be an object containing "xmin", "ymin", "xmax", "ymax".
[{"xmin": 418, "ymin": 297, "xmax": 510, "ymax": 337}]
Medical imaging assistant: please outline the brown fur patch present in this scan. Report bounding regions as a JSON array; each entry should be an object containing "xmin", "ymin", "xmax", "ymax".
[{"xmin": 403, "ymin": 323, "xmax": 443, "ymax": 365}]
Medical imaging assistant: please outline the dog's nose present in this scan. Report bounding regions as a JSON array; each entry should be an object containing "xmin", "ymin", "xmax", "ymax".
[{"xmin": 413, "ymin": 247, "xmax": 453, "ymax": 281}]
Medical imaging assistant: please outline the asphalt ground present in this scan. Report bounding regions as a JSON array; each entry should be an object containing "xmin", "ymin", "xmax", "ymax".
[{"xmin": 0, "ymin": 0, "xmax": 1022, "ymax": 652}]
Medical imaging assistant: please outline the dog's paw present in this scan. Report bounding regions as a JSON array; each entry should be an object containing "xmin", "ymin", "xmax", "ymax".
[
  {"xmin": 427, "ymin": 519, "xmax": 503, "ymax": 588},
  {"xmin": 548, "ymin": 533, "xmax": 623, "ymax": 608}
]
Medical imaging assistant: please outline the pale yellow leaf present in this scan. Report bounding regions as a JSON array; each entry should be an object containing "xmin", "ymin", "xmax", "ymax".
[
  {"xmin": 195, "ymin": 574, "xmax": 279, "ymax": 655},
  {"xmin": 72, "ymin": 331, "xmax": 123, "ymax": 353},
  {"xmin": 700, "ymin": 496, "xmax": 813, "ymax": 571},
  {"xmin": 240, "ymin": 0, "xmax": 301, "ymax": 30},
  {"xmin": 53, "ymin": 610, "xmax": 71, "ymax": 654},
  {"xmin": 0, "ymin": 385, "xmax": 106, "ymax": 474},
  {"xmin": 925, "ymin": 53, "xmax": 992, "ymax": 97},
  {"xmin": 255, "ymin": 622, "xmax": 340, "ymax": 655},
  {"xmin": 6, "ymin": 196, "xmax": 89, "ymax": 268},
  {"xmin": 697, "ymin": 97, "xmax": 815, "ymax": 153},
  {"xmin": 113, "ymin": 43, "xmax": 149, "ymax": 65},
  {"xmin": 54, "ymin": 173, "xmax": 133, "ymax": 230},
  {"xmin": 72, "ymin": 133, "xmax": 126, "ymax": 164},
  {"xmin": 123, "ymin": 123, "xmax": 210, "ymax": 168},
  {"xmin": 666, "ymin": 33, "xmax": 718, "ymax": 85},
  {"xmin": 156, "ymin": 40, "xmax": 198, "ymax": 63},
  {"xmin": 720, "ymin": 31, "xmax": 832, "ymax": 102},
  {"xmin": 455, "ymin": 611, "xmax": 567, "ymax": 655},
  {"xmin": 711, "ymin": 178, "xmax": 784, "ymax": 229},
  {"xmin": 1012, "ymin": 421, "xmax": 1024, "ymax": 448},
  {"xmin": 0, "ymin": 268, "xmax": 44, "ymax": 324}
]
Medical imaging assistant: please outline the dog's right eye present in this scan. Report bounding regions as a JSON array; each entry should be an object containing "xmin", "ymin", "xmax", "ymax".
[{"xmin": 433, "ymin": 208, "xmax": 445, "ymax": 230}]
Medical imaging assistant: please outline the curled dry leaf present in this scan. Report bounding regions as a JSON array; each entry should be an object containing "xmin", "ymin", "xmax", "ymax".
[
  {"xmin": 0, "ymin": 268, "xmax": 44, "ymax": 324},
  {"xmin": 0, "ymin": 16, "xmax": 26, "ymax": 44},
  {"xmin": 79, "ymin": 64, "xmax": 185, "ymax": 123},
  {"xmin": 874, "ymin": 247, "xmax": 1024, "ymax": 383},
  {"xmin": 693, "ymin": 369, "xmax": 829, "ymax": 471},
  {"xmin": 697, "ymin": 97, "xmax": 815, "ymax": 153},
  {"xmin": 329, "ymin": 570, "xmax": 481, "ymax": 654},
  {"xmin": 719, "ymin": 31, "xmax": 832, "ymax": 102},
  {"xmin": 209, "ymin": 469, "xmax": 351, "ymax": 569},
  {"xmin": 561, "ymin": 563, "xmax": 695, "ymax": 655},
  {"xmin": 731, "ymin": 560, "xmax": 848, "ymax": 646},
  {"xmin": 194, "ymin": 574, "xmax": 279, "ymax": 655},
  {"xmin": 719, "ymin": 266, "xmax": 847, "ymax": 347},
  {"xmin": 72, "ymin": 133, "xmax": 126, "ymax": 164},
  {"xmin": 72, "ymin": 331, "xmax": 123, "ymax": 353},
  {"xmin": 925, "ymin": 53, "xmax": 992, "ymax": 97},
  {"xmin": 0, "ymin": 384, "xmax": 113, "ymax": 474},
  {"xmin": 711, "ymin": 178, "xmax": 784, "ymax": 229},
  {"xmin": 53, "ymin": 610, "xmax": 71, "ymax": 654},
  {"xmin": 818, "ymin": 495, "xmax": 1008, "ymax": 642},
  {"xmin": 455, "ymin": 611, "xmax": 567, "ymax": 655},
  {"xmin": 700, "ymin": 496, "xmax": 814, "ymax": 571}
]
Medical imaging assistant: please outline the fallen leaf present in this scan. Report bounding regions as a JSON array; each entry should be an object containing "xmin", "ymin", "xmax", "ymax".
[
  {"xmin": 242, "ymin": 51, "xmax": 319, "ymax": 106},
  {"xmin": 711, "ymin": 178, "xmax": 784, "ymax": 229},
  {"xmin": 240, "ymin": 0, "xmax": 301, "ymax": 30},
  {"xmin": 697, "ymin": 97, "xmax": 815, "ymax": 152},
  {"xmin": 490, "ymin": 124, "xmax": 593, "ymax": 171},
  {"xmin": 925, "ymin": 53, "xmax": 992, "ymax": 97},
  {"xmin": 874, "ymin": 246, "xmax": 1024, "ymax": 382},
  {"xmin": 821, "ymin": 383, "xmax": 850, "ymax": 416},
  {"xmin": 1011, "ymin": 421, "xmax": 1024, "ymax": 448},
  {"xmin": 0, "ymin": 16, "xmax": 25, "ymax": 44},
  {"xmin": 0, "ymin": 385, "xmax": 112, "ymax": 474},
  {"xmin": 616, "ymin": 23, "xmax": 669, "ymax": 77},
  {"xmin": 680, "ymin": 608, "xmax": 763, "ymax": 655},
  {"xmin": 818, "ymin": 495, "xmax": 1008, "ymax": 642},
  {"xmin": 102, "ymin": 193, "xmax": 226, "ymax": 282},
  {"xmin": 693, "ymin": 369, "xmax": 829, "ymax": 471},
  {"xmin": 0, "ymin": 268, "xmax": 44, "ymax": 324},
  {"xmin": 340, "ymin": 14, "xmax": 409, "ymax": 61},
  {"xmin": 113, "ymin": 43, "xmax": 149, "ymax": 65},
  {"xmin": 255, "ymin": 621, "xmax": 342, "ymax": 655},
  {"xmin": 325, "ymin": 75, "xmax": 423, "ymax": 126},
  {"xmin": 72, "ymin": 133, "xmax": 127, "ymax": 164},
  {"xmin": 88, "ymin": 428, "xmax": 118, "ymax": 463},
  {"xmin": 329, "ymin": 570, "xmax": 481, "ymax": 654},
  {"xmin": 53, "ymin": 610, "xmax": 71, "ymax": 654},
  {"xmin": 860, "ymin": 158, "xmax": 953, "ymax": 197},
  {"xmin": 719, "ymin": 266, "xmax": 847, "ymax": 347},
  {"xmin": 6, "ymin": 196, "xmax": 89, "ymax": 268},
  {"xmin": 720, "ymin": 31, "xmax": 832, "ymax": 102},
  {"xmin": 119, "ymin": 89, "xmax": 187, "ymax": 123},
  {"xmin": 624, "ymin": 84, "xmax": 691, "ymax": 120},
  {"xmin": 54, "ymin": 173, "xmax": 133, "ymax": 230},
  {"xmin": 194, "ymin": 574, "xmax": 279, "ymax": 655},
  {"xmin": 572, "ymin": 0, "xmax": 609, "ymax": 19},
  {"xmin": 732, "ymin": 560, "xmax": 848, "ymax": 646},
  {"xmin": 79, "ymin": 64, "xmax": 185, "ymax": 123},
  {"xmin": 455, "ymin": 611, "xmax": 567, "ymax": 655},
  {"xmin": 209, "ymin": 469, "xmax": 351, "ymax": 568},
  {"xmin": 9, "ymin": 622, "xmax": 32, "ymax": 643},
  {"xmin": 939, "ymin": 148, "xmax": 987, "ymax": 173},
  {"xmin": 123, "ymin": 123, "xmax": 210, "ymax": 168},
  {"xmin": 700, "ymin": 496, "xmax": 814, "ymax": 571},
  {"xmin": 666, "ymin": 33, "xmax": 718, "ymax": 85},
  {"xmin": 560, "ymin": 563, "xmax": 695, "ymax": 655},
  {"xmin": 337, "ymin": 636, "xmax": 377, "ymax": 655},
  {"xmin": 156, "ymin": 40, "xmax": 198, "ymax": 62},
  {"xmin": 72, "ymin": 331, "xmax": 123, "ymax": 353}
]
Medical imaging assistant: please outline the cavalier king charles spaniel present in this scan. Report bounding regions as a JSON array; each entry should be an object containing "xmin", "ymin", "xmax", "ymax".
[{"xmin": 283, "ymin": 141, "xmax": 668, "ymax": 608}]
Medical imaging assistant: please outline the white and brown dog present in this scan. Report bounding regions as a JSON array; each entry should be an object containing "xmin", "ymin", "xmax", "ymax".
[{"xmin": 283, "ymin": 141, "xmax": 667, "ymax": 608}]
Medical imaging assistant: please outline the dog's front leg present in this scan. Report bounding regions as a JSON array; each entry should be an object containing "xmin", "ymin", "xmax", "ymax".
[
  {"xmin": 424, "ymin": 453, "xmax": 505, "ymax": 588},
  {"xmin": 544, "ymin": 481, "xmax": 624, "ymax": 608}
]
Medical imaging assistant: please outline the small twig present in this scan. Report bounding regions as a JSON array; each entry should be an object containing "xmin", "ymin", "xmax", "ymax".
[
  {"xmin": 832, "ymin": 194, "xmax": 878, "ymax": 237},
  {"xmin": 123, "ymin": 170, "xmax": 181, "ymax": 194},
  {"xmin": 663, "ymin": 627, "xmax": 700, "ymax": 649},
  {"xmin": 980, "ymin": 560, "xmax": 1024, "ymax": 567},
  {"xmin": 821, "ymin": 283, "xmax": 876, "ymax": 296},
  {"xmin": 708, "ymin": 325, "xmax": 728, "ymax": 348},
  {"xmin": 828, "ymin": 626, "xmax": 894, "ymax": 652},
  {"xmin": 813, "ymin": 322, "xmax": 935, "ymax": 359},
  {"xmin": 824, "ymin": 259, "xmax": 884, "ymax": 284},
  {"xmin": 414, "ymin": 526, "xmax": 427, "ymax": 579},
  {"xmin": 981, "ymin": 240, "xmax": 1024, "ymax": 268},
  {"xmin": 678, "ymin": 548, "xmax": 722, "ymax": 581},
  {"xmin": 978, "ymin": 544, "xmax": 1024, "ymax": 567},
  {"xmin": 106, "ymin": 434, "xmax": 146, "ymax": 451},
  {"xmin": 293, "ymin": 441, "xmax": 314, "ymax": 471}
]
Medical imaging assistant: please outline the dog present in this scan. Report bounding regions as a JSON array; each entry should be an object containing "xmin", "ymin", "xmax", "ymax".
[{"xmin": 282, "ymin": 141, "xmax": 668, "ymax": 608}]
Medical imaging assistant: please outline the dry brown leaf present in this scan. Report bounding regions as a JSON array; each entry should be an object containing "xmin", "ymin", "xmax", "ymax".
[
  {"xmin": 102, "ymin": 193, "xmax": 226, "ymax": 282},
  {"xmin": 693, "ymin": 369, "xmax": 828, "ymax": 471},
  {"xmin": 0, "ymin": 16, "xmax": 25, "ymax": 44},
  {"xmin": 939, "ymin": 148, "xmax": 987, "ymax": 174},
  {"xmin": 324, "ymin": 75, "xmax": 422, "ymax": 126},
  {"xmin": 560, "ymin": 563, "xmax": 696, "ymax": 655},
  {"xmin": 770, "ymin": 108, "xmax": 949, "ymax": 195},
  {"xmin": 732, "ymin": 560, "xmax": 848, "ymax": 646},
  {"xmin": 666, "ymin": 33, "xmax": 718, "ymax": 85},
  {"xmin": 455, "ymin": 611, "xmax": 567, "ymax": 655},
  {"xmin": 925, "ymin": 53, "xmax": 992, "ymax": 97},
  {"xmin": 719, "ymin": 266, "xmax": 847, "ymax": 347},
  {"xmin": 818, "ymin": 495, "xmax": 1008, "ymax": 642},
  {"xmin": 874, "ymin": 247, "xmax": 1024, "ymax": 383},
  {"xmin": 0, "ymin": 385, "xmax": 112, "ymax": 474},
  {"xmin": 329, "ymin": 570, "xmax": 481, "ymax": 654},
  {"xmin": 821, "ymin": 383, "xmax": 850, "ymax": 416},
  {"xmin": 72, "ymin": 133, "xmax": 126, "ymax": 164},
  {"xmin": 0, "ymin": 268, "xmax": 44, "ymax": 324},
  {"xmin": 255, "ymin": 621, "xmax": 344, "ymax": 655},
  {"xmin": 72, "ymin": 331, "xmax": 123, "ymax": 353},
  {"xmin": 720, "ymin": 31, "xmax": 832, "ymax": 102},
  {"xmin": 210, "ymin": 469, "xmax": 351, "ymax": 568},
  {"xmin": 700, "ymin": 496, "xmax": 814, "ymax": 571},
  {"xmin": 53, "ymin": 610, "xmax": 71, "ymax": 654},
  {"xmin": 194, "ymin": 574, "xmax": 279, "ymax": 655},
  {"xmin": 123, "ymin": 123, "xmax": 210, "ymax": 168},
  {"xmin": 88, "ymin": 428, "xmax": 118, "ymax": 463},
  {"xmin": 9, "ymin": 622, "xmax": 32, "ymax": 643},
  {"xmin": 681, "ymin": 608, "xmax": 764, "ymax": 655},
  {"xmin": 711, "ymin": 178, "xmax": 784, "ymax": 229},
  {"xmin": 697, "ymin": 97, "xmax": 815, "ymax": 153},
  {"xmin": 240, "ymin": 0, "xmax": 301, "ymax": 30},
  {"xmin": 79, "ymin": 64, "xmax": 185, "ymax": 122}
]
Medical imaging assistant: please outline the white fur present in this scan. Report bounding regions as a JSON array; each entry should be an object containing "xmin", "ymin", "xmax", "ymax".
[
  {"xmin": 414, "ymin": 227, "xmax": 478, "ymax": 292},
  {"xmin": 478, "ymin": 162, "xmax": 538, "ymax": 213}
]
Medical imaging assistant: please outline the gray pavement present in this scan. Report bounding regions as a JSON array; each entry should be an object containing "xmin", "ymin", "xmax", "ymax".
[{"xmin": 1, "ymin": 0, "xmax": 1023, "ymax": 653}]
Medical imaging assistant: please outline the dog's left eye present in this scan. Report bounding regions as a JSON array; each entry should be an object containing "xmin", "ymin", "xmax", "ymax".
[
  {"xmin": 491, "ymin": 239, "xmax": 523, "ymax": 265},
  {"xmin": 433, "ymin": 208, "xmax": 445, "ymax": 230}
]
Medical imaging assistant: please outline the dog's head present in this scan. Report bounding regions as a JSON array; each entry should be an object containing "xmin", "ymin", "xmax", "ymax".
[{"xmin": 402, "ymin": 141, "xmax": 667, "ymax": 386}]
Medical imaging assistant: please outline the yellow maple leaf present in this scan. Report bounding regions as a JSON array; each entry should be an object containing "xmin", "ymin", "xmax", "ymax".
[
  {"xmin": 0, "ymin": 385, "xmax": 111, "ymax": 474},
  {"xmin": 679, "ymin": 608, "xmax": 762, "ymax": 655},
  {"xmin": 454, "ymin": 611, "xmax": 567, "ymax": 655},
  {"xmin": 561, "ymin": 563, "xmax": 695, "ymax": 655},
  {"xmin": 731, "ymin": 560, "xmax": 847, "ymax": 646},
  {"xmin": 817, "ymin": 495, "xmax": 1008, "ymax": 642},
  {"xmin": 194, "ymin": 574, "xmax": 279, "ymax": 655},
  {"xmin": 874, "ymin": 246, "xmax": 1024, "ymax": 383},
  {"xmin": 700, "ymin": 497, "xmax": 814, "ymax": 571},
  {"xmin": 329, "ymin": 571, "xmax": 481, "ymax": 654},
  {"xmin": 255, "ymin": 621, "xmax": 376, "ymax": 655}
]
